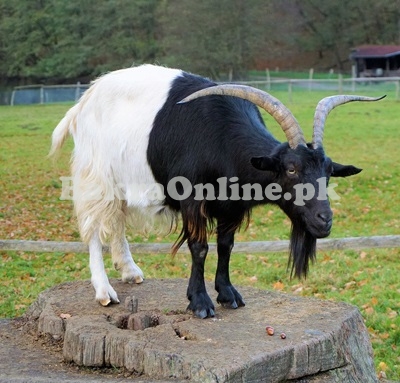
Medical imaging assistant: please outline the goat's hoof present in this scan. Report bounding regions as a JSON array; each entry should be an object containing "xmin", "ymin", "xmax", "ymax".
[
  {"xmin": 193, "ymin": 308, "xmax": 215, "ymax": 319},
  {"xmin": 216, "ymin": 285, "xmax": 245, "ymax": 309},
  {"xmin": 187, "ymin": 293, "xmax": 215, "ymax": 319},
  {"xmin": 121, "ymin": 265, "xmax": 144, "ymax": 284},
  {"xmin": 98, "ymin": 295, "xmax": 120, "ymax": 306},
  {"xmin": 219, "ymin": 300, "xmax": 239, "ymax": 309},
  {"xmin": 122, "ymin": 274, "xmax": 144, "ymax": 284},
  {"xmin": 95, "ymin": 285, "xmax": 120, "ymax": 306},
  {"xmin": 99, "ymin": 297, "xmax": 112, "ymax": 306}
]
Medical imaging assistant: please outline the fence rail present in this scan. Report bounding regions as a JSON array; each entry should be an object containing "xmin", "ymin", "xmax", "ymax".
[
  {"xmin": 3, "ymin": 76, "xmax": 400, "ymax": 106},
  {"xmin": 1, "ymin": 235, "xmax": 399, "ymax": 254},
  {"xmin": 8, "ymin": 83, "xmax": 90, "ymax": 106},
  {"xmin": 237, "ymin": 76, "xmax": 400, "ymax": 100}
]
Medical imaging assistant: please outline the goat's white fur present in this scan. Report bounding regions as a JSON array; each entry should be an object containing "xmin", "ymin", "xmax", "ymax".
[{"xmin": 50, "ymin": 65, "xmax": 181, "ymax": 305}]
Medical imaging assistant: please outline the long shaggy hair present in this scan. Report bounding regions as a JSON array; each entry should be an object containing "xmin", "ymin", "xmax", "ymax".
[
  {"xmin": 288, "ymin": 222, "xmax": 317, "ymax": 278},
  {"xmin": 172, "ymin": 202, "xmax": 251, "ymax": 255}
]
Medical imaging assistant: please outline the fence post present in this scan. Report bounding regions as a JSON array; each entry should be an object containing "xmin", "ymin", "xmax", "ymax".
[
  {"xmin": 266, "ymin": 68, "xmax": 270, "ymax": 91},
  {"xmin": 288, "ymin": 80, "xmax": 292, "ymax": 103},
  {"xmin": 338, "ymin": 74, "xmax": 343, "ymax": 93},
  {"xmin": 75, "ymin": 81, "xmax": 81, "ymax": 101},
  {"xmin": 10, "ymin": 90, "xmax": 15, "ymax": 106},
  {"xmin": 396, "ymin": 80, "xmax": 400, "ymax": 100},
  {"xmin": 308, "ymin": 68, "xmax": 314, "ymax": 91},
  {"xmin": 40, "ymin": 86, "xmax": 44, "ymax": 104}
]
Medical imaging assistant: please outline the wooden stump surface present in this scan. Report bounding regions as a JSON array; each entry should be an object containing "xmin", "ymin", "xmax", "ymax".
[{"xmin": 23, "ymin": 279, "xmax": 377, "ymax": 383}]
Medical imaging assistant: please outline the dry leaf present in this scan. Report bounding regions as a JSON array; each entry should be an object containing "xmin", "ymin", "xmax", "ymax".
[
  {"xmin": 377, "ymin": 371, "xmax": 387, "ymax": 379},
  {"xmin": 370, "ymin": 297, "xmax": 378, "ymax": 306},
  {"xmin": 322, "ymin": 254, "xmax": 331, "ymax": 262},
  {"xmin": 273, "ymin": 281, "xmax": 284, "ymax": 291},
  {"xmin": 378, "ymin": 361, "xmax": 388, "ymax": 371},
  {"xmin": 387, "ymin": 309, "xmax": 397, "ymax": 319},
  {"xmin": 364, "ymin": 306, "xmax": 374, "ymax": 315},
  {"xmin": 344, "ymin": 281, "xmax": 356, "ymax": 289},
  {"xmin": 293, "ymin": 286, "xmax": 303, "ymax": 294}
]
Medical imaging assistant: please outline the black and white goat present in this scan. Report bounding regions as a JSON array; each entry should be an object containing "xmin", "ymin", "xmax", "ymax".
[{"xmin": 50, "ymin": 64, "xmax": 383, "ymax": 318}]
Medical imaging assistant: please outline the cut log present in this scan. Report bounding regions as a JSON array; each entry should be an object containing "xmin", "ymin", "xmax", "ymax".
[{"xmin": 22, "ymin": 279, "xmax": 378, "ymax": 382}]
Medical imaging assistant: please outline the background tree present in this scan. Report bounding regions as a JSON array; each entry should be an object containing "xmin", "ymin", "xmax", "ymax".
[
  {"xmin": 1, "ymin": 0, "xmax": 400, "ymax": 85},
  {"xmin": 0, "ymin": 0, "xmax": 161, "ymax": 84},
  {"xmin": 157, "ymin": 0, "xmax": 274, "ymax": 80},
  {"xmin": 274, "ymin": 0, "xmax": 400, "ymax": 71}
]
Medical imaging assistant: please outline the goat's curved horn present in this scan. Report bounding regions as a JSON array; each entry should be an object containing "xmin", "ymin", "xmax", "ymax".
[
  {"xmin": 178, "ymin": 84, "xmax": 307, "ymax": 149},
  {"xmin": 312, "ymin": 95, "xmax": 386, "ymax": 149}
]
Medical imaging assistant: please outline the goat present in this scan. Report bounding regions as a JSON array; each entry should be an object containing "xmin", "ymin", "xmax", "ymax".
[{"xmin": 50, "ymin": 64, "xmax": 383, "ymax": 318}]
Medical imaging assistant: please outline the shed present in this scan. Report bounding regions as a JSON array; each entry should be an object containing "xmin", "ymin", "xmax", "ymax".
[{"xmin": 350, "ymin": 45, "xmax": 400, "ymax": 77}]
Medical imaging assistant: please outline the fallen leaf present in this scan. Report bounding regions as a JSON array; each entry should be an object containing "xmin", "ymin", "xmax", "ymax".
[
  {"xmin": 273, "ymin": 281, "xmax": 284, "ymax": 291},
  {"xmin": 387, "ymin": 309, "xmax": 397, "ymax": 319},
  {"xmin": 344, "ymin": 281, "xmax": 356, "ymax": 290},
  {"xmin": 364, "ymin": 306, "xmax": 374, "ymax": 315},
  {"xmin": 370, "ymin": 297, "xmax": 378, "ymax": 306},
  {"xmin": 359, "ymin": 251, "xmax": 367, "ymax": 259},
  {"xmin": 377, "ymin": 371, "xmax": 387, "ymax": 379},
  {"xmin": 378, "ymin": 361, "xmax": 388, "ymax": 371},
  {"xmin": 322, "ymin": 254, "xmax": 331, "ymax": 262}
]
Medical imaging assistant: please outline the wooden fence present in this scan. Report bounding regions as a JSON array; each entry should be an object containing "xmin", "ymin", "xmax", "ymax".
[{"xmin": 1, "ymin": 235, "xmax": 399, "ymax": 255}]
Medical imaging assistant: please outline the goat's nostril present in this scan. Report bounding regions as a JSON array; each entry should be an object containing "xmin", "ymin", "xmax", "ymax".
[{"xmin": 317, "ymin": 212, "xmax": 332, "ymax": 224}]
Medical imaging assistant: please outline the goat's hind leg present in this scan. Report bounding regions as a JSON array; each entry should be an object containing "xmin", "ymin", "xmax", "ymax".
[
  {"xmin": 111, "ymin": 231, "xmax": 144, "ymax": 284},
  {"xmin": 89, "ymin": 230, "xmax": 120, "ymax": 306}
]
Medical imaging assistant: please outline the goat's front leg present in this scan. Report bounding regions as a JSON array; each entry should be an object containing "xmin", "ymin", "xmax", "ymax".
[
  {"xmin": 89, "ymin": 231, "xmax": 119, "ymax": 306},
  {"xmin": 215, "ymin": 228, "xmax": 245, "ymax": 309},
  {"xmin": 187, "ymin": 240, "xmax": 215, "ymax": 319}
]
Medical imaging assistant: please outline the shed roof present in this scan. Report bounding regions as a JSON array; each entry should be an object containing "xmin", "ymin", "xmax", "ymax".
[{"xmin": 350, "ymin": 45, "xmax": 400, "ymax": 58}]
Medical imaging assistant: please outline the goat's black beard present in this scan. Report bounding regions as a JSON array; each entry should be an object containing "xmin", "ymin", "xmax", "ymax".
[{"xmin": 288, "ymin": 223, "xmax": 317, "ymax": 279}]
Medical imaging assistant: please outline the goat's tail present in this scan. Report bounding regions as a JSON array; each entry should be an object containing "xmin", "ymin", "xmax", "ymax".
[{"xmin": 48, "ymin": 103, "xmax": 80, "ymax": 157}]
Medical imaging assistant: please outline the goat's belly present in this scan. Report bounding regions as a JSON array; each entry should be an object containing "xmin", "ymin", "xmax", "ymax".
[
  {"xmin": 125, "ymin": 204, "xmax": 177, "ymax": 234},
  {"xmin": 121, "ymin": 174, "xmax": 176, "ymax": 233}
]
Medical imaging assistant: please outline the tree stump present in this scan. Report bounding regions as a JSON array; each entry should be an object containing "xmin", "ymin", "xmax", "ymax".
[{"xmin": 24, "ymin": 279, "xmax": 377, "ymax": 382}]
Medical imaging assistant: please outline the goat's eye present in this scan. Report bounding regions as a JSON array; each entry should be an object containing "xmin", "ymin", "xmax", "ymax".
[{"xmin": 287, "ymin": 168, "xmax": 296, "ymax": 175}]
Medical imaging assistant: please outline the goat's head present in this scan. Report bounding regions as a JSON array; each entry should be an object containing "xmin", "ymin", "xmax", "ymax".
[{"xmin": 179, "ymin": 86, "xmax": 384, "ymax": 277}]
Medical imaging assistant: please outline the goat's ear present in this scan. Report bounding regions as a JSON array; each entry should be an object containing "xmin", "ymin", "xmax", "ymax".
[
  {"xmin": 331, "ymin": 162, "xmax": 362, "ymax": 177},
  {"xmin": 251, "ymin": 156, "xmax": 279, "ymax": 171}
]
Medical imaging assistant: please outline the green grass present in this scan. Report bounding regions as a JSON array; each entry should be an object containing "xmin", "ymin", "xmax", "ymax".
[{"xmin": 0, "ymin": 92, "xmax": 399, "ymax": 379}]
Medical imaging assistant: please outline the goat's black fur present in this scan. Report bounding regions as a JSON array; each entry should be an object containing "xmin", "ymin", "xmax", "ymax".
[
  {"xmin": 147, "ymin": 71, "xmax": 361, "ymax": 318},
  {"xmin": 289, "ymin": 224, "xmax": 317, "ymax": 278}
]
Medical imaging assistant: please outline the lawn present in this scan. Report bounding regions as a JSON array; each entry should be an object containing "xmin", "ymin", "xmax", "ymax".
[{"xmin": 0, "ymin": 89, "xmax": 399, "ymax": 379}]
